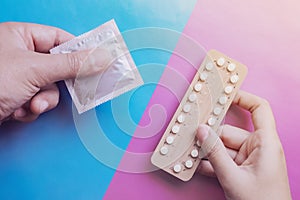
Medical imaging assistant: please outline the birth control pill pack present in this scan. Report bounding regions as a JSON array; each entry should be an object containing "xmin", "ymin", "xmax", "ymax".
[{"xmin": 151, "ymin": 50, "xmax": 247, "ymax": 181}]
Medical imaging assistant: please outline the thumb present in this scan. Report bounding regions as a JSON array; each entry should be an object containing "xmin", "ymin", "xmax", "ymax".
[
  {"xmin": 197, "ymin": 124, "xmax": 237, "ymax": 178},
  {"xmin": 30, "ymin": 47, "xmax": 112, "ymax": 87}
]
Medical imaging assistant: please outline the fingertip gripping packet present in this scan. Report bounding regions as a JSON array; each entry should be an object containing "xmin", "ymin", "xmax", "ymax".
[
  {"xmin": 50, "ymin": 19, "xmax": 143, "ymax": 113},
  {"xmin": 151, "ymin": 50, "xmax": 247, "ymax": 181}
]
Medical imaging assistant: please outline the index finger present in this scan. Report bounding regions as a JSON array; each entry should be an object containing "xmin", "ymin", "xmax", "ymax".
[
  {"xmin": 233, "ymin": 90, "xmax": 276, "ymax": 132},
  {"xmin": 23, "ymin": 23, "xmax": 74, "ymax": 53}
]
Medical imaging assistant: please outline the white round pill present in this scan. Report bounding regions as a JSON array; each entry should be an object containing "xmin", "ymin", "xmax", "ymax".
[
  {"xmin": 217, "ymin": 57, "xmax": 226, "ymax": 66},
  {"xmin": 183, "ymin": 104, "xmax": 191, "ymax": 113},
  {"xmin": 205, "ymin": 62, "xmax": 214, "ymax": 71},
  {"xmin": 191, "ymin": 149, "xmax": 199, "ymax": 158},
  {"xmin": 173, "ymin": 164, "xmax": 182, "ymax": 173},
  {"xmin": 194, "ymin": 83, "xmax": 202, "ymax": 92},
  {"xmin": 172, "ymin": 125, "xmax": 180, "ymax": 134},
  {"xmin": 208, "ymin": 117, "xmax": 216, "ymax": 126},
  {"xmin": 160, "ymin": 146, "xmax": 168, "ymax": 155},
  {"xmin": 230, "ymin": 74, "xmax": 239, "ymax": 84},
  {"xmin": 227, "ymin": 63, "xmax": 236, "ymax": 72},
  {"xmin": 166, "ymin": 136, "xmax": 174, "ymax": 144},
  {"xmin": 213, "ymin": 107, "xmax": 222, "ymax": 115},
  {"xmin": 196, "ymin": 140, "xmax": 201, "ymax": 147},
  {"xmin": 188, "ymin": 93, "xmax": 197, "ymax": 102},
  {"xmin": 199, "ymin": 73, "xmax": 208, "ymax": 81},
  {"xmin": 177, "ymin": 114, "xmax": 185, "ymax": 123},
  {"xmin": 219, "ymin": 96, "xmax": 228, "ymax": 105},
  {"xmin": 185, "ymin": 160, "xmax": 193, "ymax": 169},
  {"xmin": 224, "ymin": 86, "xmax": 233, "ymax": 94}
]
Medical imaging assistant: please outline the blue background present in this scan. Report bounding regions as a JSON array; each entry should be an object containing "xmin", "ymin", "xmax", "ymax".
[{"xmin": 0, "ymin": 1, "xmax": 197, "ymax": 199}]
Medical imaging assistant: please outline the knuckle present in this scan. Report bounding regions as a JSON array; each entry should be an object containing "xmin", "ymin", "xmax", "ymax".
[
  {"xmin": 218, "ymin": 124, "xmax": 230, "ymax": 141},
  {"xmin": 253, "ymin": 133, "xmax": 264, "ymax": 145},
  {"xmin": 222, "ymin": 124, "xmax": 230, "ymax": 129},
  {"xmin": 252, "ymin": 132, "xmax": 269, "ymax": 149},
  {"xmin": 261, "ymin": 98, "xmax": 270, "ymax": 107},
  {"xmin": 256, "ymin": 96, "xmax": 271, "ymax": 108},
  {"xmin": 207, "ymin": 141, "xmax": 222, "ymax": 161},
  {"xmin": 66, "ymin": 53, "xmax": 80, "ymax": 77}
]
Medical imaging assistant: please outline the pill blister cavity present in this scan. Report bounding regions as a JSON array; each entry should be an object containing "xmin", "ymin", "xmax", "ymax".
[
  {"xmin": 183, "ymin": 104, "xmax": 191, "ymax": 113},
  {"xmin": 185, "ymin": 160, "xmax": 193, "ymax": 169},
  {"xmin": 219, "ymin": 96, "xmax": 228, "ymax": 105},
  {"xmin": 224, "ymin": 86, "xmax": 233, "ymax": 94},
  {"xmin": 191, "ymin": 149, "xmax": 199, "ymax": 158},
  {"xmin": 177, "ymin": 114, "xmax": 185, "ymax": 123},
  {"xmin": 173, "ymin": 164, "xmax": 182, "ymax": 173},
  {"xmin": 196, "ymin": 140, "xmax": 201, "ymax": 147},
  {"xmin": 205, "ymin": 62, "xmax": 214, "ymax": 71},
  {"xmin": 217, "ymin": 57, "xmax": 226, "ymax": 67},
  {"xmin": 166, "ymin": 136, "xmax": 174, "ymax": 144},
  {"xmin": 208, "ymin": 117, "xmax": 216, "ymax": 126},
  {"xmin": 188, "ymin": 93, "xmax": 197, "ymax": 102},
  {"xmin": 230, "ymin": 74, "xmax": 239, "ymax": 84},
  {"xmin": 194, "ymin": 83, "xmax": 202, "ymax": 92},
  {"xmin": 227, "ymin": 63, "xmax": 236, "ymax": 72},
  {"xmin": 160, "ymin": 146, "xmax": 168, "ymax": 155},
  {"xmin": 172, "ymin": 125, "xmax": 180, "ymax": 134},
  {"xmin": 199, "ymin": 73, "xmax": 208, "ymax": 81},
  {"xmin": 213, "ymin": 107, "xmax": 222, "ymax": 115}
]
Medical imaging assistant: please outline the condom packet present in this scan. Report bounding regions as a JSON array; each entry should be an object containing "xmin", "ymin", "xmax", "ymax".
[{"xmin": 50, "ymin": 19, "xmax": 143, "ymax": 114}]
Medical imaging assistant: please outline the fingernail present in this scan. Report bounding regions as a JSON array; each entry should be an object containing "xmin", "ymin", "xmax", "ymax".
[
  {"xmin": 14, "ymin": 108, "xmax": 27, "ymax": 118},
  {"xmin": 197, "ymin": 124, "xmax": 210, "ymax": 144},
  {"xmin": 39, "ymin": 101, "xmax": 49, "ymax": 113}
]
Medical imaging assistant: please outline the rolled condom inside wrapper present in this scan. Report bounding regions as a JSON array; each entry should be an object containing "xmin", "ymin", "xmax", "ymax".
[{"xmin": 50, "ymin": 19, "xmax": 144, "ymax": 114}]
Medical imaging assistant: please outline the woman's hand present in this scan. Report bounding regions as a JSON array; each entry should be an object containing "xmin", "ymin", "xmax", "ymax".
[{"xmin": 197, "ymin": 91, "xmax": 291, "ymax": 200}]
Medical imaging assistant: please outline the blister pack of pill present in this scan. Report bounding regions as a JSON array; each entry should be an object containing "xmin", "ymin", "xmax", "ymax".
[{"xmin": 151, "ymin": 50, "xmax": 247, "ymax": 181}]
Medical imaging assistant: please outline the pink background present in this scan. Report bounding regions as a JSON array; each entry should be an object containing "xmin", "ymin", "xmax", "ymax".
[{"xmin": 104, "ymin": 0, "xmax": 300, "ymax": 199}]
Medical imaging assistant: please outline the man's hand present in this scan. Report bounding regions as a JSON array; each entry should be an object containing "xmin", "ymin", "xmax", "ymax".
[{"xmin": 0, "ymin": 22, "xmax": 109, "ymax": 122}]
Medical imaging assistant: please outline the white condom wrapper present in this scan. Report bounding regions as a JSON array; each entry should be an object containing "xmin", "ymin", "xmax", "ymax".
[{"xmin": 50, "ymin": 19, "xmax": 144, "ymax": 114}]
